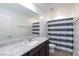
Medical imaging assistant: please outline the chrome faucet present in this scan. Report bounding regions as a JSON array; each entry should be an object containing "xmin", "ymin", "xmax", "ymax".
[
  {"xmin": 28, "ymin": 35, "xmax": 39, "ymax": 42},
  {"xmin": 28, "ymin": 36, "xmax": 35, "ymax": 41},
  {"xmin": 28, "ymin": 38, "xmax": 31, "ymax": 41}
]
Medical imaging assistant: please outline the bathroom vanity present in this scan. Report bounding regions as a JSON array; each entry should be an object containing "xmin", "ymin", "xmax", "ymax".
[
  {"xmin": 22, "ymin": 40, "xmax": 49, "ymax": 56},
  {"xmin": 0, "ymin": 37, "xmax": 49, "ymax": 56}
]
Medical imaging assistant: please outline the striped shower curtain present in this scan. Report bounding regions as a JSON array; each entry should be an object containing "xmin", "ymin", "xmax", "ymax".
[
  {"xmin": 48, "ymin": 18, "xmax": 74, "ymax": 53},
  {"xmin": 32, "ymin": 22, "xmax": 40, "ymax": 36}
]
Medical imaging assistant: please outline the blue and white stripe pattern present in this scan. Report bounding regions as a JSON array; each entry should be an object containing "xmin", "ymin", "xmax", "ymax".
[
  {"xmin": 48, "ymin": 18, "xmax": 74, "ymax": 53},
  {"xmin": 32, "ymin": 22, "xmax": 39, "ymax": 36}
]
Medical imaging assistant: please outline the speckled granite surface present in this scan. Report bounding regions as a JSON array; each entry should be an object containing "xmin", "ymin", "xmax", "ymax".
[{"xmin": 0, "ymin": 37, "xmax": 48, "ymax": 56}]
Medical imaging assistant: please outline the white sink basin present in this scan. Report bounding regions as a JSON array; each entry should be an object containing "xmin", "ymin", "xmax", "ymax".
[{"xmin": 27, "ymin": 41, "xmax": 39, "ymax": 46}]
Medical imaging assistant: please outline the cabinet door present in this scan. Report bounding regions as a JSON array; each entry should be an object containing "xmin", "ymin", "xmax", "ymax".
[
  {"xmin": 40, "ymin": 40, "xmax": 49, "ymax": 56},
  {"xmin": 33, "ymin": 51, "xmax": 40, "ymax": 56},
  {"xmin": 45, "ymin": 40, "xmax": 49, "ymax": 56},
  {"xmin": 40, "ymin": 46, "xmax": 46, "ymax": 56}
]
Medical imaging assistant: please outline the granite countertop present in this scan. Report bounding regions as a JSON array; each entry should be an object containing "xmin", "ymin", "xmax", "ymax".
[{"xmin": 0, "ymin": 37, "xmax": 48, "ymax": 56}]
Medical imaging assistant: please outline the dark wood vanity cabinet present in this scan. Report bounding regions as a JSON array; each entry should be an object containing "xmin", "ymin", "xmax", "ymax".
[{"xmin": 22, "ymin": 40, "xmax": 49, "ymax": 56}]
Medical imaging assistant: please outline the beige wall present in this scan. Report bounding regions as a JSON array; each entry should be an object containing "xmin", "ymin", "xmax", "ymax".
[
  {"xmin": 72, "ymin": 4, "xmax": 79, "ymax": 55},
  {"xmin": 46, "ymin": 4, "xmax": 75, "ymax": 20}
]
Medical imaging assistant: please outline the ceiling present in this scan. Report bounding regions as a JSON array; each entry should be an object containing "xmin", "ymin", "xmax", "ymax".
[
  {"xmin": 0, "ymin": 3, "xmax": 77, "ymax": 18},
  {"xmin": 0, "ymin": 3, "xmax": 38, "ymax": 18},
  {"xmin": 33, "ymin": 3, "xmax": 76, "ymax": 16}
]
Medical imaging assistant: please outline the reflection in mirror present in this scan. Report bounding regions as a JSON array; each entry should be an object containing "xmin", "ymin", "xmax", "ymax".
[{"xmin": 0, "ymin": 3, "xmax": 38, "ymax": 47}]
